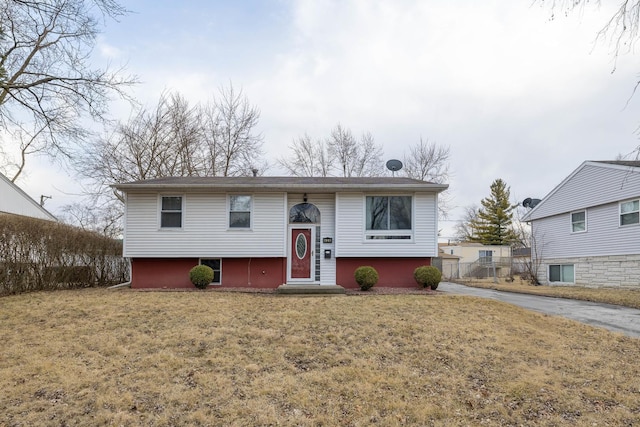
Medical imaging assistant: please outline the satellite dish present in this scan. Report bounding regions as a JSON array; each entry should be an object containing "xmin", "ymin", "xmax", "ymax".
[
  {"xmin": 386, "ymin": 159, "xmax": 403, "ymax": 176},
  {"xmin": 522, "ymin": 197, "xmax": 542, "ymax": 209}
]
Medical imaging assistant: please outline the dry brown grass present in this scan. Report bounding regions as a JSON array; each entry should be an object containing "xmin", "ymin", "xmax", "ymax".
[
  {"xmin": 1, "ymin": 289, "xmax": 640, "ymax": 426},
  {"xmin": 457, "ymin": 277, "xmax": 640, "ymax": 310}
]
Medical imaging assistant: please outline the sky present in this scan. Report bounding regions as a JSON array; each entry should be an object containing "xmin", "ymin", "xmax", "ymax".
[{"xmin": 13, "ymin": 0, "xmax": 640, "ymax": 240}]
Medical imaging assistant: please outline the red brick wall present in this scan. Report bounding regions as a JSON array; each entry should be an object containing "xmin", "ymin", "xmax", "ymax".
[
  {"xmin": 336, "ymin": 257, "xmax": 432, "ymax": 289},
  {"xmin": 131, "ymin": 258, "xmax": 286, "ymax": 289}
]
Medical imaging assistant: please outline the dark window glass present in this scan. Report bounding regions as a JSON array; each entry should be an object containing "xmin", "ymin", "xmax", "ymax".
[
  {"xmin": 366, "ymin": 196, "xmax": 389, "ymax": 230},
  {"xmin": 200, "ymin": 259, "xmax": 221, "ymax": 283},
  {"xmin": 289, "ymin": 203, "xmax": 321, "ymax": 223},
  {"xmin": 229, "ymin": 195, "xmax": 251, "ymax": 228},
  {"xmin": 161, "ymin": 196, "xmax": 182, "ymax": 228},
  {"xmin": 366, "ymin": 196, "xmax": 411, "ymax": 230},
  {"xmin": 230, "ymin": 212, "xmax": 251, "ymax": 228}
]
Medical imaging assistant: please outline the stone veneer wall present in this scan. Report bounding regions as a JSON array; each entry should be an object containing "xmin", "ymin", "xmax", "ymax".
[{"xmin": 536, "ymin": 255, "xmax": 640, "ymax": 288}]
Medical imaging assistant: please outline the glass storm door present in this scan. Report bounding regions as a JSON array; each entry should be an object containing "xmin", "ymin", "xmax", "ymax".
[{"xmin": 289, "ymin": 227, "xmax": 314, "ymax": 281}]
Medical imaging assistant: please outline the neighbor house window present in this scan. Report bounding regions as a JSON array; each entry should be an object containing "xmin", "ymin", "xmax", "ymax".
[
  {"xmin": 620, "ymin": 200, "xmax": 639, "ymax": 226},
  {"xmin": 571, "ymin": 210, "xmax": 586, "ymax": 233},
  {"xmin": 229, "ymin": 195, "xmax": 252, "ymax": 228},
  {"xmin": 479, "ymin": 250, "xmax": 492, "ymax": 265},
  {"xmin": 365, "ymin": 196, "xmax": 412, "ymax": 240},
  {"xmin": 200, "ymin": 259, "xmax": 221, "ymax": 284},
  {"xmin": 549, "ymin": 264, "xmax": 574, "ymax": 283},
  {"xmin": 160, "ymin": 196, "xmax": 182, "ymax": 228}
]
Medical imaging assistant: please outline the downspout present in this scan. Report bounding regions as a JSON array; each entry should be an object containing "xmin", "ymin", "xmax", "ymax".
[{"xmin": 108, "ymin": 258, "xmax": 132, "ymax": 289}]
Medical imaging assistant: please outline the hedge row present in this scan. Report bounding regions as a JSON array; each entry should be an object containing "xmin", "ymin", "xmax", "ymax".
[{"xmin": 0, "ymin": 214, "xmax": 128, "ymax": 295}]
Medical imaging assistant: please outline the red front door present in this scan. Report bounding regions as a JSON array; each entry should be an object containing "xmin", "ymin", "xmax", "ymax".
[{"xmin": 290, "ymin": 227, "xmax": 312, "ymax": 280}]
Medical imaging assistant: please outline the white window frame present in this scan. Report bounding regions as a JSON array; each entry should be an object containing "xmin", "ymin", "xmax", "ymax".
[
  {"xmin": 570, "ymin": 210, "xmax": 587, "ymax": 233},
  {"xmin": 619, "ymin": 199, "xmax": 639, "ymax": 227},
  {"xmin": 363, "ymin": 195, "xmax": 414, "ymax": 241},
  {"xmin": 548, "ymin": 264, "xmax": 575, "ymax": 283},
  {"xmin": 228, "ymin": 194, "xmax": 252, "ymax": 229},
  {"xmin": 159, "ymin": 195, "xmax": 184, "ymax": 230},
  {"xmin": 199, "ymin": 258, "xmax": 222, "ymax": 285}
]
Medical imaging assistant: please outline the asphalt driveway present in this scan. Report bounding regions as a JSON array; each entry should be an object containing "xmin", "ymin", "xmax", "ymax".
[{"xmin": 439, "ymin": 282, "xmax": 640, "ymax": 339}]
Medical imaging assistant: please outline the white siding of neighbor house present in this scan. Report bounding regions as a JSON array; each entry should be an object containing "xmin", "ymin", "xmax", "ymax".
[
  {"xmin": 532, "ymin": 201, "xmax": 640, "ymax": 259},
  {"xmin": 334, "ymin": 192, "xmax": 438, "ymax": 258},
  {"xmin": 528, "ymin": 162, "xmax": 640, "ymax": 221},
  {"xmin": 0, "ymin": 173, "xmax": 56, "ymax": 221},
  {"xmin": 123, "ymin": 192, "xmax": 286, "ymax": 258},
  {"xmin": 287, "ymin": 193, "xmax": 336, "ymax": 284}
]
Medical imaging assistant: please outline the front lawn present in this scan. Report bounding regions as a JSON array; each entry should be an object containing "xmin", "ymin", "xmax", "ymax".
[{"xmin": 1, "ymin": 289, "xmax": 639, "ymax": 426}]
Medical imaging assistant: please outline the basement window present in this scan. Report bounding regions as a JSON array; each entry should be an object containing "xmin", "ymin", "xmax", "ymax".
[
  {"xmin": 549, "ymin": 264, "xmax": 574, "ymax": 283},
  {"xmin": 200, "ymin": 259, "xmax": 221, "ymax": 284}
]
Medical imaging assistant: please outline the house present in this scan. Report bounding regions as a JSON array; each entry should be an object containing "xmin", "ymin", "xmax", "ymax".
[
  {"xmin": 0, "ymin": 172, "xmax": 57, "ymax": 221},
  {"xmin": 522, "ymin": 160, "xmax": 640, "ymax": 288},
  {"xmin": 438, "ymin": 242, "xmax": 511, "ymax": 279},
  {"xmin": 437, "ymin": 249, "xmax": 461, "ymax": 280},
  {"xmin": 113, "ymin": 176, "xmax": 448, "ymax": 289}
]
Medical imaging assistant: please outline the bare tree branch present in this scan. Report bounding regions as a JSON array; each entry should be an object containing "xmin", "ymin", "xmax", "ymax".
[{"xmin": 0, "ymin": 0, "xmax": 137, "ymax": 181}]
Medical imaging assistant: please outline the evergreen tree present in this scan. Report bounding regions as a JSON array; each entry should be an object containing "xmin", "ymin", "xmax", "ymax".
[{"xmin": 468, "ymin": 179, "xmax": 518, "ymax": 245}]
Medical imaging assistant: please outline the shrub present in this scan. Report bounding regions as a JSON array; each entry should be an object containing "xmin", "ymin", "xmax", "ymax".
[
  {"xmin": 189, "ymin": 265, "xmax": 214, "ymax": 289},
  {"xmin": 414, "ymin": 265, "xmax": 441, "ymax": 290},
  {"xmin": 354, "ymin": 266, "xmax": 379, "ymax": 291}
]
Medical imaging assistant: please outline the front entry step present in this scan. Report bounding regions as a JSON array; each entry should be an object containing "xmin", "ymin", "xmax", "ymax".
[{"xmin": 276, "ymin": 284, "xmax": 346, "ymax": 295}]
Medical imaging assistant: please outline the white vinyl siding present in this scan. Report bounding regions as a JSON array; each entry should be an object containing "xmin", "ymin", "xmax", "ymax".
[
  {"xmin": 528, "ymin": 163, "xmax": 640, "ymax": 221},
  {"xmin": 0, "ymin": 173, "xmax": 57, "ymax": 221},
  {"xmin": 287, "ymin": 194, "xmax": 336, "ymax": 285},
  {"xmin": 532, "ymin": 201, "xmax": 640, "ymax": 258},
  {"xmin": 335, "ymin": 192, "xmax": 438, "ymax": 257},
  {"xmin": 123, "ymin": 192, "xmax": 286, "ymax": 258}
]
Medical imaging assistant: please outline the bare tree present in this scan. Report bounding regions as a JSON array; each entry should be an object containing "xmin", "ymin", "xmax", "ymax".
[
  {"xmin": 0, "ymin": 0, "xmax": 136, "ymax": 182},
  {"xmin": 279, "ymin": 124, "xmax": 384, "ymax": 177},
  {"xmin": 537, "ymin": 1, "xmax": 640, "ymax": 158},
  {"xmin": 401, "ymin": 138, "xmax": 452, "ymax": 218},
  {"xmin": 402, "ymin": 138, "xmax": 450, "ymax": 184},
  {"xmin": 278, "ymin": 134, "xmax": 332, "ymax": 177},
  {"xmin": 73, "ymin": 84, "xmax": 264, "ymax": 235},
  {"xmin": 454, "ymin": 204, "xmax": 479, "ymax": 243},
  {"xmin": 539, "ymin": 0, "xmax": 640, "ymax": 65},
  {"xmin": 327, "ymin": 124, "xmax": 383, "ymax": 177},
  {"xmin": 202, "ymin": 83, "xmax": 265, "ymax": 177}
]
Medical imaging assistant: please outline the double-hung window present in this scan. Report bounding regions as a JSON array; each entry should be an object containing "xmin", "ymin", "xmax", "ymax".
[
  {"xmin": 229, "ymin": 195, "xmax": 252, "ymax": 228},
  {"xmin": 549, "ymin": 264, "xmax": 574, "ymax": 283},
  {"xmin": 620, "ymin": 200, "xmax": 639, "ymax": 226},
  {"xmin": 160, "ymin": 196, "xmax": 182, "ymax": 228},
  {"xmin": 571, "ymin": 210, "xmax": 586, "ymax": 233},
  {"xmin": 365, "ymin": 196, "xmax": 412, "ymax": 240}
]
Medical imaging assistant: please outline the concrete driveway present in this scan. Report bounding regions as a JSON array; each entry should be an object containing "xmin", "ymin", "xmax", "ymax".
[{"xmin": 439, "ymin": 282, "xmax": 640, "ymax": 339}]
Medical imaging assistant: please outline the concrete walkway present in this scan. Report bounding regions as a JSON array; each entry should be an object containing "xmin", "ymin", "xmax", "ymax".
[{"xmin": 439, "ymin": 282, "xmax": 640, "ymax": 339}]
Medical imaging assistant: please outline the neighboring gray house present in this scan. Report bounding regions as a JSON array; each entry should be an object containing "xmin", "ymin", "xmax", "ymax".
[
  {"xmin": 522, "ymin": 161, "xmax": 640, "ymax": 288},
  {"xmin": 0, "ymin": 172, "xmax": 57, "ymax": 221}
]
